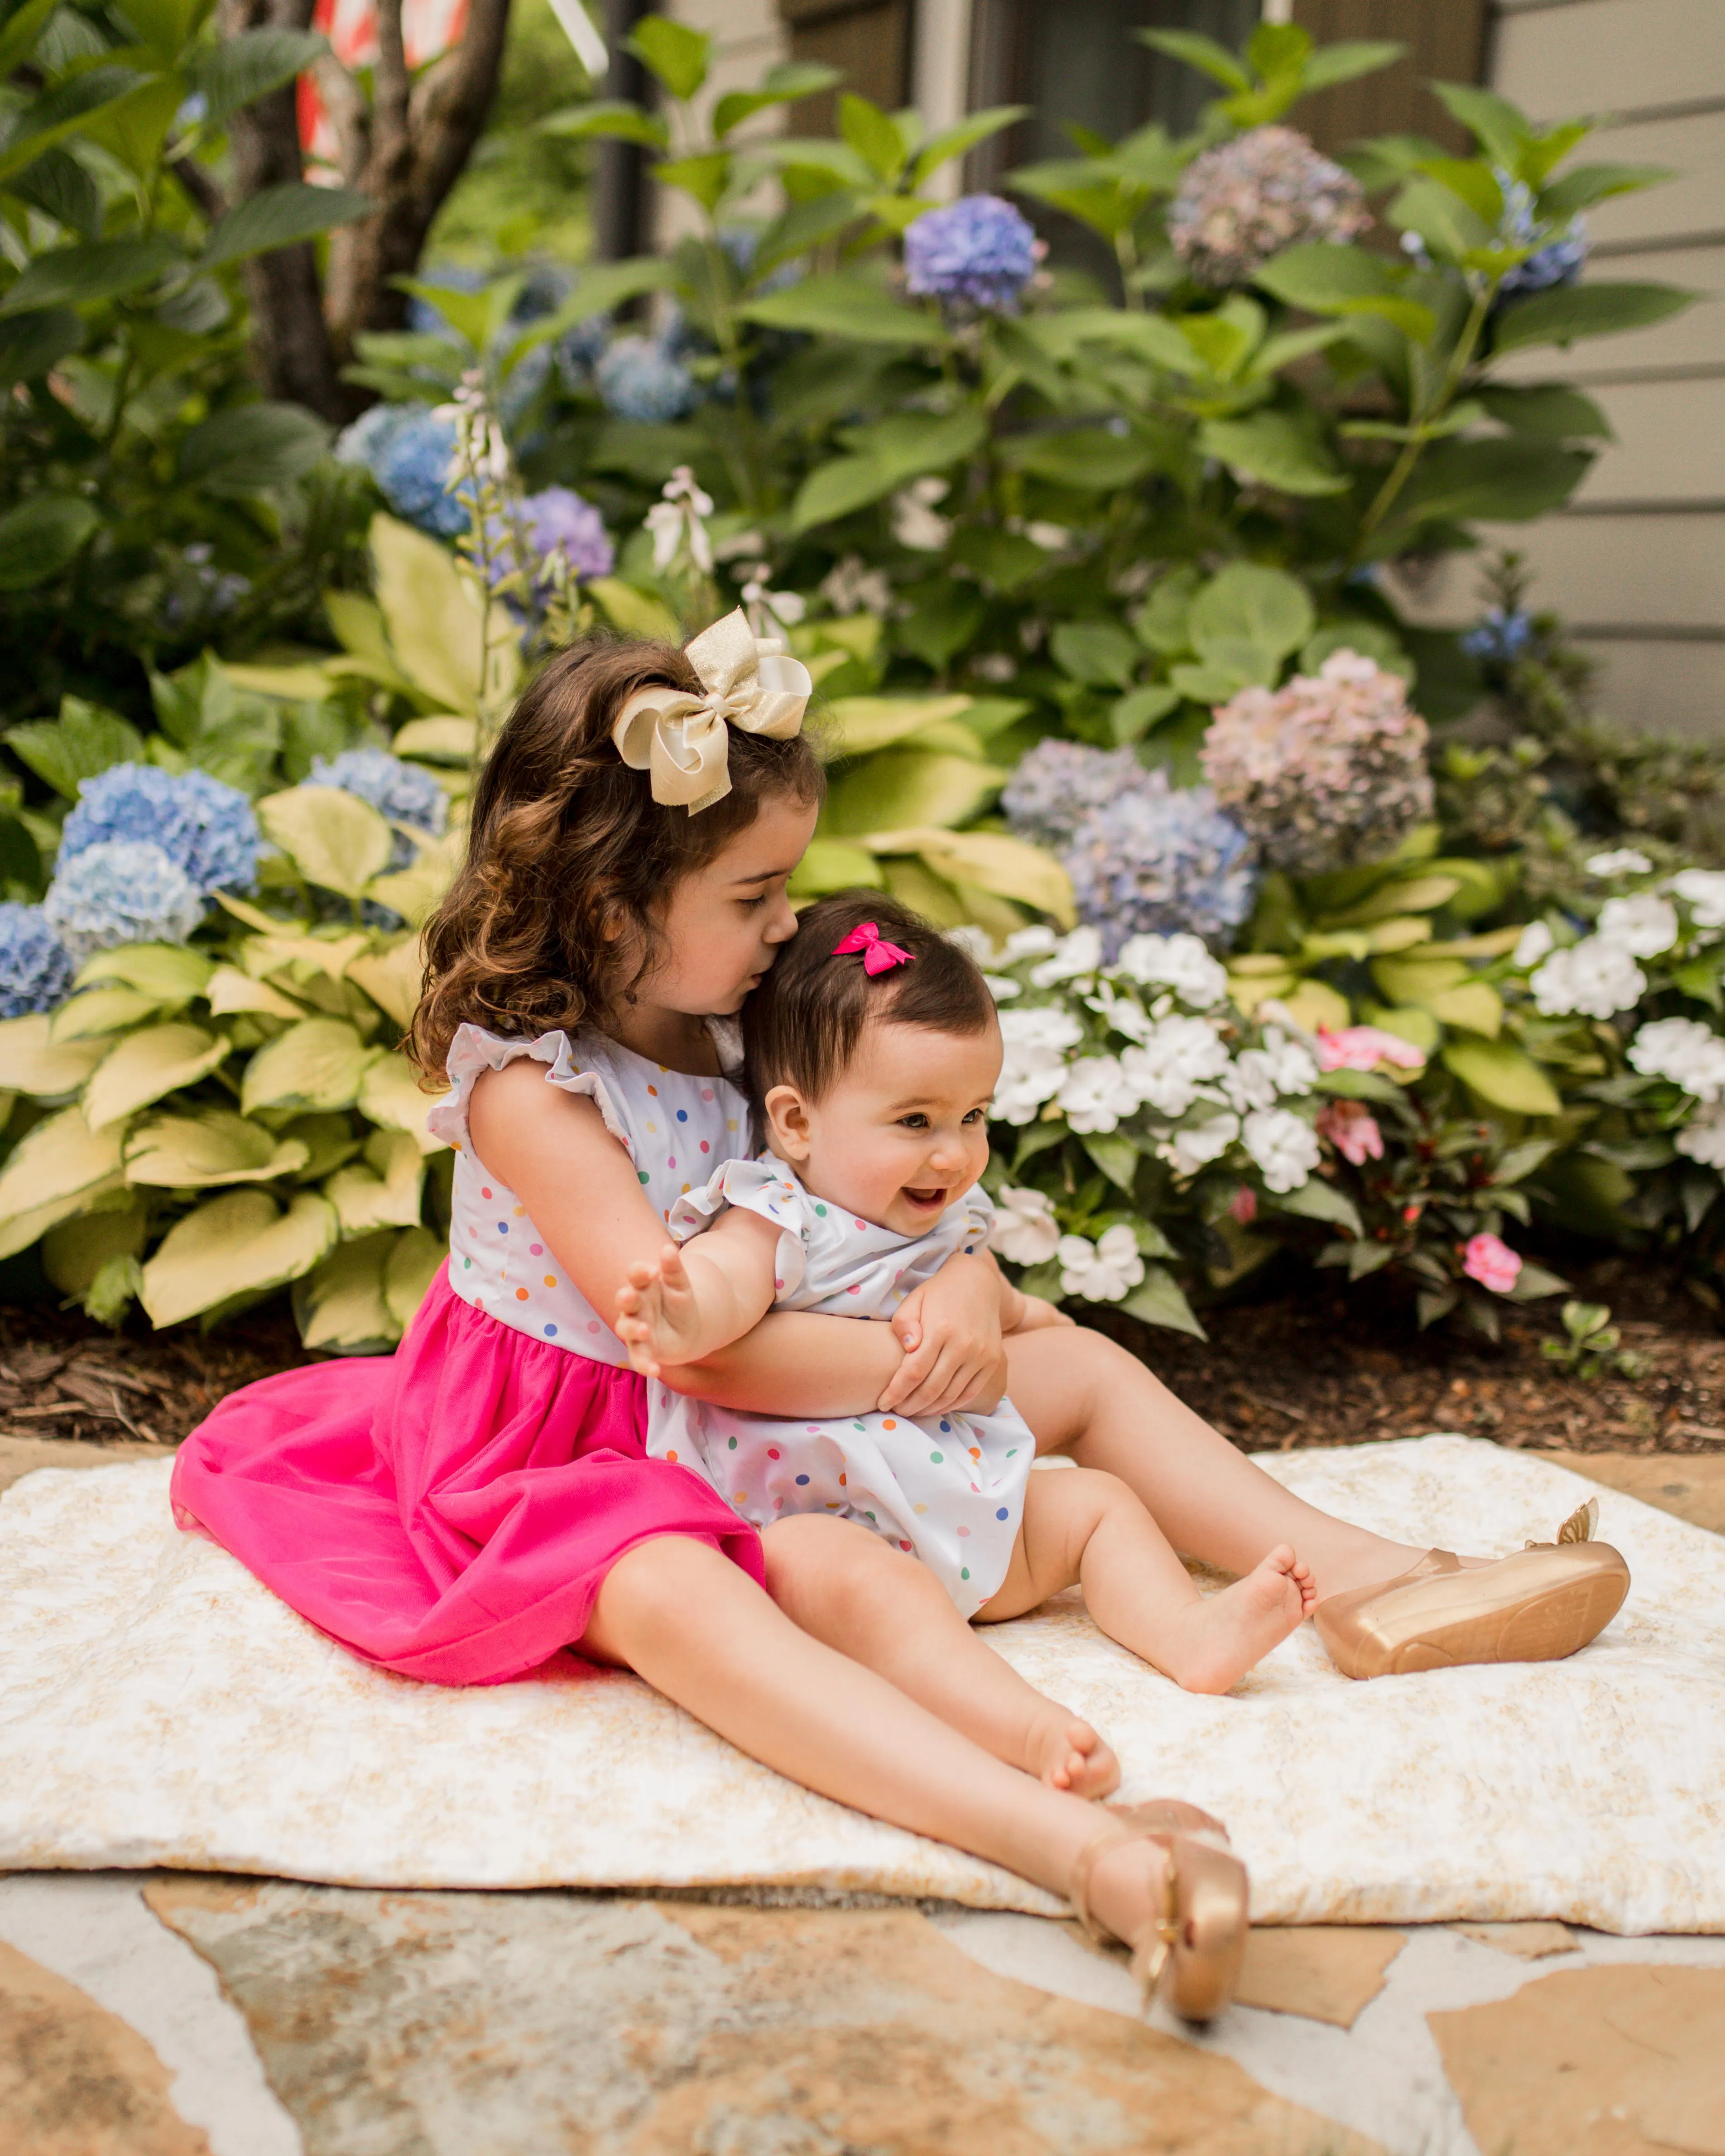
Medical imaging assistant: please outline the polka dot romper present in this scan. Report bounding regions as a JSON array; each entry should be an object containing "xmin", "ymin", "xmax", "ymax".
[{"xmin": 648, "ymin": 1158, "xmax": 1035, "ymax": 1618}]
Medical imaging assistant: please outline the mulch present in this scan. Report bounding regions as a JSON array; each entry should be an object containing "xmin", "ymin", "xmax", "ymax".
[{"xmin": 4, "ymin": 1258, "xmax": 1725, "ymax": 1461}]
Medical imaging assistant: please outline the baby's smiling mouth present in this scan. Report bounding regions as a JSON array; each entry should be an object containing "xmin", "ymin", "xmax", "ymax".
[{"xmin": 903, "ymin": 1185, "xmax": 947, "ymax": 1212}]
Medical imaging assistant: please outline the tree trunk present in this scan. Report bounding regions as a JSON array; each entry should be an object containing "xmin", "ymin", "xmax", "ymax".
[
  {"xmin": 223, "ymin": 0, "xmax": 515, "ymax": 421},
  {"xmin": 220, "ymin": 0, "xmax": 349, "ymax": 421}
]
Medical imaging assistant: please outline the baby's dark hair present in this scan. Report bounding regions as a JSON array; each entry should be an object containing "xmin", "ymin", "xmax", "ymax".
[
  {"xmin": 411, "ymin": 637, "xmax": 825, "ymax": 1078},
  {"xmin": 742, "ymin": 890, "xmax": 998, "ymax": 1129}
]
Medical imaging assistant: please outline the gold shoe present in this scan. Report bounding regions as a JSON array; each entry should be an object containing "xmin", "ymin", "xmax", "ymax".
[
  {"xmin": 1069, "ymin": 1800, "xmax": 1249, "ymax": 2022},
  {"xmin": 1314, "ymin": 1499, "xmax": 1630, "ymax": 1680}
]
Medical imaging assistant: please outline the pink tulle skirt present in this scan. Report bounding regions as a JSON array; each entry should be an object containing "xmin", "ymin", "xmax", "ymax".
[{"xmin": 169, "ymin": 1264, "xmax": 766, "ymax": 1685}]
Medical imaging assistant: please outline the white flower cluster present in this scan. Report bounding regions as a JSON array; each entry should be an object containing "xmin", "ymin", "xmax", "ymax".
[
  {"xmin": 1520, "ymin": 891, "xmax": 1680, "ymax": 1021},
  {"xmin": 978, "ymin": 926, "xmax": 1325, "ymax": 1297}
]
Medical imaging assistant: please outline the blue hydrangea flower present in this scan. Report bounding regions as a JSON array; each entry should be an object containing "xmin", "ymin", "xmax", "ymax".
[
  {"xmin": 334, "ymin": 400, "xmax": 414, "ymax": 474},
  {"xmin": 1059, "ymin": 778, "xmax": 1258, "ymax": 956},
  {"xmin": 43, "ymin": 841, "xmax": 206, "ymax": 960},
  {"xmin": 308, "ymin": 748, "xmax": 449, "ymax": 838},
  {"xmin": 345, "ymin": 407, "xmax": 468, "ymax": 538},
  {"xmin": 594, "ymin": 335, "xmax": 699, "ymax": 423},
  {"xmin": 1498, "ymin": 229, "xmax": 1588, "ymax": 301},
  {"xmin": 1461, "ymin": 608, "xmax": 1537, "ymax": 665},
  {"xmin": 60, "ymin": 764, "xmax": 259, "ymax": 897},
  {"xmin": 486, "ymin": 486, "xmax": 614, "ymax": 595},
  {"xmin": 554, "ymin": 314, "xmax": 612, "ymax": 391},
  {"xmin": 0, "ymin": 905, "xmax": 74, "ymax": 1017},
  {"xmin": 1002, "ymin": 740, "xmax": 1149, "ymax": 849},
  {"xmin": 904, "ymin": 195, "xmax": 1038, "ymax": 314}
]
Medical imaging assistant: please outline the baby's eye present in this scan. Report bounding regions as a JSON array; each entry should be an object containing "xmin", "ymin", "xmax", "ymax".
[
  {"xmin": 899, "ymin": 1112, "xmax": 930, "ymax": 1129},
  {"xmin": 962, "ymin": 1108, "xmax": 986, "ymax": 1124}
]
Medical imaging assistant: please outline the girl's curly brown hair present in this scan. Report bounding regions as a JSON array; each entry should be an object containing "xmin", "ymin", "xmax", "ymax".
[{"xmin": 410, "ymin": 638, "xmax": 825, "ymax": 1079}]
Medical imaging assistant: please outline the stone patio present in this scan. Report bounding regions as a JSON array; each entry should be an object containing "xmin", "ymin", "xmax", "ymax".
[{"xmin": 3, "ymin": 1440, "xmax": 1723, "ymax": 2156}]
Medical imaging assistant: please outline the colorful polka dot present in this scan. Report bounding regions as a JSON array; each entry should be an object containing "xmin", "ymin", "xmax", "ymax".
[
  {"xmin": 726, "ymin": 1119, "xmax": 737, "ymax": 1132},
  {"xmin": 774, "ymin": 1278, "xmax": 785, "ymax": 1291},
  {"xmin": 587, "ymin": 1321, "xmax": 601, "ymax": 1334},
  {"xmin": 529, "ymin": 1243, "xmax": 543, "ymax": 1256},
  {"xmin": 638, "ymin": 1171, "xmax": 650, "ymax": 1185},
  {"xmin": 676, "ymin": 1109, "xmax": 688, "ymax": 1123},
  {"xmin": 543, "ymin": 1274, "xmax": 557, "ymax": 1288},
  {"xmin": 930, "ymin": 1451, "xmax": 943, "ymax": 1465},
  {"xmin": 666, "ymin": 1449, "xmax": 678, "ymax": 1463},
  {"xmin": 956, "ymin": 1525, "xmax": 970, "ymax": 1538},
  {"xmin": 838, "ymin": 1473, "xmax": 846, "ymax": 1486},
  {"xmin": 647, "ymin": 1085, "xmax": 658, "ymax": 1097},
  {"xmin": 645, "ymin": 1121, "xmax": 657, "ymax": 1134},
  {"xmin": 767, "ymin": 1448, "xmax": 780, "ymax": 1460},
  {"xmin": 727, "ymin": 1436, "xmax": 737, "ymax": 1450},
  {"xmin": 939, "ymin": 1420, "xmax": 951, "ymax": 1433},
  {"xmin": 882, "ymin": 1418, "xmax": 896, "ymax": 1431},
  {"xmin": 544, "ymin": 1324, "xmax": 557, "ymax": 1338},
  {"xmin": 961, "ymin": 1567, "xmax": 970, "ymax": 1581},
  {"xmin": 814, "ymin": 1204, "xmax": 827, "ymax": 1217},
  {"xmin": 481, "ymin": 1187, "xmax": 492, "ymax": 1200},
  {"xmin": 462, "ymin": 1257, "xmax": 471, "ymax": 1269},
  {"xmin": 701, "ymin": 1087, "xmax": 715, "ymax": 1102},
  {"xmin": 515, "ymin": 1287, "xmax": 529, "ymax": 1301},
  {"xmin": 996, "ymin": 1507, "xmax": 1009, "ymax": 1521},
  {"xmin": 899, "ymin": 1540, "xmax": 913, "ymax": 1552},
  {"xmin": 773, "ymin": 1496, "xmax": 784, "ymax": 1510},
  {"xmin": 700, "ymin": 1140, "xmax": 710, "ymax": 1153},
  {"xmin": 497, "ymin": 1222, "xmax": 509, "ymax": 1234},
  {"xmin": 668, "ymin": 1157, "xmax": 676, "ymax": 1169},
  {"xmin": 513, "ymin": 1205, "xmax": 525, "ymax": 1218},
  {"xmin": 795, "ymin": 1474, "xmax": 810, "ymax": 1486}
]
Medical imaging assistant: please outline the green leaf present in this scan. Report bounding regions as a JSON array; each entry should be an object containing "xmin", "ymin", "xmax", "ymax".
[
  {"xmin": 908, "ymin": 106, "xmax": 1029, "ymax": 190},
  {"xmin": 1135, "ymin": 28, "xmax": 1250, "ymax": 91},
  {"xmin": 0, "ymin": 0, "xmax": 61, "ymax": 79},
  {"xmin": 391, "ymin": 716, "xmax": 476, "ymax": 764},
  {"xmin": 1271, "ymin": 1178, "xmax": 1364, "ymax": 1237},
  {"xmin": 588, "ymin": 577, "xmax": 680, "ymax": 642},
  {"xmin": 788, "ymin": 838, "xmax": 884, "ymax": 897},
  {"xmin": 0, "ymin": 493, "xmax": 99, "ymax": 590},
  {"xmin": 293, "ymin": 1230, "xmax": 400, "ymax": 1353},
  {"xmin": 0, "ymin": 235, "xmax": 179, "ymax": 316},
  {"xmin": 870, "ymin": 826, "xmax": 1074, "ymax": 926},
  {"xmin": 200, "ymin": 182, "xmax": 372, "ymax": 270},
  {"xmin": 52, "ymin": 985, "xmax": 165, "ymax": 1042},
  {"xmin": 1117, "ymin": 1263, "xmax": 1206, "ymax": 1339},
  {"xmin": 752, "ymin": 193, "xmax": 863, "ymax": 277},
  {"xmin": 358, "ymin": 1052, "xmax": 448, "ymax": 1154},
  {"xmin": 1111, "ymin": 684, "xmax": 1181, "ymax": 743},
  {"xmin": 537, "ymin": 99, "xmax": 669, "ymax": 148},
  {"xmin": 1187, "ymin": 563, "xmax": 1316, "ymax": 687},
  {"xmin": 0, "ymin": 1014, "xmax": 106, "ymax": 1098},
  {"xmin": 947, "ymin": 525, "xmax": 1049, "ymax": 593},
  {"xmin": 1051, "ymin": 621, "xmax": 1140, "ymax": 689},
  {"xmin": 174, "ymin": 402, "xmax": 332, "ymax": 492},
  {"xmin": 5, "ymin": 696, "xmax": 145, "ymax": 798},
  {"xmin": 1537, "ymin": 162, "xmax": 1674, "ymax": 220},
  {"xmin": 42, "ymin": 1197, "xmax": 148, "ymax": 1301},
  {"xmin": 1390, "ymin": 438, "xmax": 1590, "ymax": 529},
  {"xmin": 1389, "ymin": 174, "xmax": 1492, "ymax": 259},
  {"xmin": 190, "ymin": 26, "xmax": 328, "ymax": 127},
  {"xmin": 257, "ymin": 785, "xmax": 394, "ymax": 898},
  {"xmin": 84, "ymin": 1022, "xmax": 229, "ymax": 1132},
  {"xmin": 1081, "ymin": 1132, "xmax": 1138, "ymax": 1193},
  {"xmin": 140, "ymin": 1187, "xmax": 337, "ymax": 1327},
  {"xmin": 74, "ymin": 71, "xmax": 184, "ymax": 180},
  {"xmin": 791, "ymin": 408, "xmax": 985, "ymax": 532},
  {"xmin": 1199, "ymin": 410, "xmax": 1348, "ymax": 496},
  {"xmin": 370, "ymin": 513, "xmax": 505, "ymax": 716},
  {"xmin": 819, "ymin": 693, "xmax": 975, "ymax": 758},
  {"xmin": 0, "ymin": 1103, "xmax": 125, "ymax": 1258},
  {"xmin": 242, "ymin": 1017, "xmax": 371, "ymax": 1116},
  {"xmin": 1425, "ymin": 82, "xmax": 1530, "ymax": 171},
  {"xmin": 997, "ymin": 427, "xmax": 1159, "ymax": 490},
  {"xmin": 385, "ymin": 1224, "xmax": 444, "ymax": 1331},
  {"xmin": 1442, "ymin": 1036, "xmax": 1562, "ymax": 1117},
  {"xmin": 823, "ymin": 751, "xmax": 1004, "ymax": 837},
  {"xmin": 9, "ymin": 146, "xmax": 103, "ymax": 240},
  {"xmin": 839, "ymin": 93, "xmax": 907, "ymax": 182},
  {"xmin": 655, "ymin": 153, "xmax": 730, "ymax": 210},
  {"xmin": 1253, "ymin": 240, "xmax": 1407, "ymax": 311},
  {"xmin": 323, "ymin": 1127, "xmax": 426, "ymax": 1239},
  {"xmin": 1474, "ymin": 383, "xmax": 1611, "ymax": 441},
  {"xmin": 126, "ymin": 1107, "xmax": 310, "ymax": 1186},
  {"xmin": 0, "ymin": 65, "xmax": 147, "ymax": 187},
  {"xmin": 1300, "ymin": 620, "xmax": 1412, "ymax": 680},
  {"xmin": 1300, "ymin": 40, "xmax": 1404, "ymax": 92},
  {"xmin": 738, "ymin": 270, "xmax": 945, "ymax": 344},
  {"xmin": 1491, "ymin": 281, "xmax": 1693, "ymax": 352},
  {"xmin": 713, "ymin": 63, "xmax": 842, "ymax": 140},
  {"xmin": 625, "ymin": 14, "xmax": 711, "ymax": 99},
  {"xmin": 0, "ymin": 307, "xmax": 83, "ymax": 385}
]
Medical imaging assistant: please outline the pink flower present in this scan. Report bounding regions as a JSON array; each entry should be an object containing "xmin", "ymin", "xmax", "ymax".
[
  {"xmin": 1315, "ymin": 1025, "xmax": 1426, "ymax": 1074},
  {"xmin": 1317, "ymin": 1099, "xmax": 1384, "ymax": 1166},
  {"xmin": 1228, "ymin": 1186, "xmax": 1258, "ymax": 1224},
  {"xmin": 1462, "ymin": 1233, "xmax": 1522, "ymax": 1296}
]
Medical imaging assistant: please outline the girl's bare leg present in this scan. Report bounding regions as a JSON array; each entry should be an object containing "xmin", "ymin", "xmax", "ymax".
[
  {"xmin": 1005, "ymin": 1327, "xmax": 1427, "ymax": 1601},
  {"xmin": 760, "ymin": 1514, "xmax": 1117, "ymax": 1796},
  {"xmin": 581, "ymin": 1534, "xmax": 1165, "ymax": 1943},
  {"xmin": 979, "ymin": 1468, "xmax": 1315, "ymax": 1695}
]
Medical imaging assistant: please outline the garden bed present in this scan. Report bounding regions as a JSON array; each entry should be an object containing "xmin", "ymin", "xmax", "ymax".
[{"xmin": 5, "ymin": 1278, "xmax": 1723, "ymax": 1462}]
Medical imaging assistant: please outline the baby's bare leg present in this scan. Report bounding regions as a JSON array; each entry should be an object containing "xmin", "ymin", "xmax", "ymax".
[
  {"xmin": 979, "ymin": 1467, "xmax": 1315, "ymax": 1695},
  {"xmin": 762, "ymin": 1515, "xmax": 1118, "ymax": 1797}
]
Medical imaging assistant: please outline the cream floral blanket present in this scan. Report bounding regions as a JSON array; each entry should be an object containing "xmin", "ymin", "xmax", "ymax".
[{"xmin": 1, "ymin": 1436, "xmax": 1718, "ymax": 1932}]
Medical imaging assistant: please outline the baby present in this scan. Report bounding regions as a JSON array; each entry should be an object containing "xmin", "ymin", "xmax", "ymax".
[{"xmin": 615, "ymin": 892, "xmax": 1317, "ymax": 1695}]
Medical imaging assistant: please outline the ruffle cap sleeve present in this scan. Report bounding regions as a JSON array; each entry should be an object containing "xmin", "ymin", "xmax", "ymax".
[
  {"xmin": 428, "ymin": 1025, "xmax": 634, "ymax": 1158},
  {"xmin": 960, "ymin": 1183, "xmax": 995, "ymax": 1251},
  {"xmin": 668, "ymin": 1157, "xmax": 807, "ymax": 1297}
]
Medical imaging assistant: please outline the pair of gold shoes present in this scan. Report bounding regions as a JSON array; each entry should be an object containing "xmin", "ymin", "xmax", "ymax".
[
  {"xmin": 1068, "ymin": 1502, "xmax": 1630, "ymax": 2020},
  {"xmin": 1313, "ymin": 1496, "xmax": 1631, "ymax": 1681}
]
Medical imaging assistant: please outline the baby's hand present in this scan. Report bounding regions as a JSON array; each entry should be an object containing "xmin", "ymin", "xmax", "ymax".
[{"xmin": 614, "ymin": 1243, "xmax": 706, "ymax": 1378}]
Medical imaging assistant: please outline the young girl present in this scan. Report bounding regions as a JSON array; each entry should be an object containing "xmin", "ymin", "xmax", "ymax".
[
  {"xmin": 618, "ymin": 890, "xmax": 1319, "ymax": 1696},
  {"xmin": 170, "ymin": 615, "xmax": 1254, "ymax": 2020}
]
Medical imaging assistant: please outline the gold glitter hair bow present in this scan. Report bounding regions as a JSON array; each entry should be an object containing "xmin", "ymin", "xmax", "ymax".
[{"xmin": 610, "ymin": 607, "xmax": 812, "ymax": 815}]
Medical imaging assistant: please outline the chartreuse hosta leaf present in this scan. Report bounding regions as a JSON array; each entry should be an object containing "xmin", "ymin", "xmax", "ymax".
[
  {"xmin": 346, "ymin": 939, "xmax": 426, "ymax": 1034},
  {"xmin": 366, "ymin": 827, "xmax": 464, "ymax": 930},
  {"xmin": 359, "ymin": 1052, "xmax": 449, "ymax": 1155},
  {"xmin": 867, "ymin": 827, "xmax": 1076, "ymax": 929},
  {"xmin": 386, "ymin": 1226, "xmax": 444, "ymax": 1330},
  {"xmin": 242, "ymin": 1018, "xmax": 374, "ymax": 1117},
  {"xmin": 325, "ymin": 1129, "xmax": 427, "ymax": 1240},
  {"xmin": 1442, "ymin": 1036, "xmax": 1562, "ymax": 1118},
  {"xmin": 0, "ymin": 1105, "xmax": 126, "ymax": 1259},
  {"xmin": 124, "ymin": 1108, "xmax": 312, "ymax": 1188},
  {"xmin": 819, "ymin": 695, "xmax": 975, "ymax": 760},
  {"xmin": 205, "ymin": 965, "xmax": 308, "ymax": 1022},
  {"xmin": 42, "ymin": 1197, "xmax": 148, "ymax": 1300},
  {"xmin": 823, "ymin": 751, "xmax": 1006, "ymax": 838},
  {"xmin": 141, "ymin": 1189, "xmax": 339, "ymax": 1329},
  {"xmin": 51, "ymin": 987, "xmax": 164, "ymax": 1041},
  {"xmin": 293, "ymin": 1231, "xmax": 403, "ymax": 1355},
  {"xmin": 73, "ymin": 943, "xmax": 215, "ymax": 1004},
  {"xmin": 84, "ymin": 1024, "xmax": 231, "ymax": 1134},
  {"xmin": 370, "ymin": 514, "xmax": 519, "ymax": 719},
  {"xmin": 257, "ymin": 786, "xmax": 394, "ymax": 900},
  {"xmin": 391, "ymin": 716, "xmax": 477, "ymax": 764},
  {"xmin": 0, "ymin": 1014, "xmax": 108, "ymax": 1099}
]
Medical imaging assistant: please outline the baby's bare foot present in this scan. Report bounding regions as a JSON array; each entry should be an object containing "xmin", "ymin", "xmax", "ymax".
[
  {"xmin": 1027, "ymin": 1706, "xmax": 1119, "ymax": 1798},
  {"xmin": 1164, "ymin": 1545, "xmax": 1312, "ymax": 1696}
]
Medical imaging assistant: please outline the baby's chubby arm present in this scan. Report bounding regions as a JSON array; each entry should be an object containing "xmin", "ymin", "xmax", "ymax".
[{"xmin": 613, "ymin": 1210, "xmax": 781, "ymax": 1379}]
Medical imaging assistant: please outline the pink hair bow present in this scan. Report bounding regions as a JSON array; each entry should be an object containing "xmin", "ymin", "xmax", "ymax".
[{"xmin": 831, "ymin": 921, "xmax": 915, "ymax": 976}]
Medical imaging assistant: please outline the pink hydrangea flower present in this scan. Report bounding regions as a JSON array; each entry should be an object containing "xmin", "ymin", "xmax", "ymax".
[
  {"xmin": 1314, "ymin": 1025, "xmax": 1427, "ymax": 1074},
  {"xmin": 1462, "ymin": 1233, "xmax": 1523, "ymax": 1295},
  {"xmin": 1317, "ymin": 1098, "xmax": 1384, "ymax": 1165}
]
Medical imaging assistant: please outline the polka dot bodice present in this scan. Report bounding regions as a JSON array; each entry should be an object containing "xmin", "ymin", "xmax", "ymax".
[
  {"xmin": 428, "ymin": 1023, "xmax": 749, "ymax": 1364},
  {"xmin": 645, "ymin": 1158, "xmax": 1035, "ymax": 1617}
]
